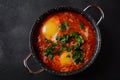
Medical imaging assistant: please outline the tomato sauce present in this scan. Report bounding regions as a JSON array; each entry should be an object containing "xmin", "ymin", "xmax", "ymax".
[{"xmin": 36, "ymin": 11, "xmax": 96, "ymax": 72}]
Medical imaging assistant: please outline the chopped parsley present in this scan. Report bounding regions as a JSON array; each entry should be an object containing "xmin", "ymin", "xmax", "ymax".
[
  {"xmin": 48, "ymin": 54, "xmax": 54, "ymax": 59},
  {"xmin": 60, "ymin": 21, "xmax": 69, "ymax": 32},
  {"xmin": 44, "ymin": 46, "xmax": 54, "ymax": 59},
  {"xmin": 80, "ymin": 23, "xmax": 85, "ymax": 29},
  {"xmin": 44, "ymin": 31, "xmax": 85, "ymax": 64},
  {"xmin": 56, "ymin": 34, "xmax": 69, "ymax": 45},
  {"xmin": 72, "ymin": 50, "xmax": 84, "ymax": 64},
  {"xmin": 70, "ymin": 32, "xmax": 84, "ymax": 45},
  {"xmin": 57, "ymin": 47, "xmax": 63, "ymax": 54},
  {"xmin": 70, "ymin": 32, "xmax": 79, "ymax": 37},
  {"xmin": 52, "ymin": 43, "xmax": 57, "ymax": 48},
  {"xmin": 67, "ymin": 46, "xmax": 74, "ymax": 52}
]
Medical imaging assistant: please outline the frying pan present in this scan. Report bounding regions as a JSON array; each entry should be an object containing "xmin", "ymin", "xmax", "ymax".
[{"xmin": 23, "ymin": 4, "xmax": 104, "ymax": 76}]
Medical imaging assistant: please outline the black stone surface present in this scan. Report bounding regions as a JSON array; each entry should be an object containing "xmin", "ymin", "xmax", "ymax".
[{"xmin": 0, "ymin": 0, "xmax": 120, "ymax": 80}]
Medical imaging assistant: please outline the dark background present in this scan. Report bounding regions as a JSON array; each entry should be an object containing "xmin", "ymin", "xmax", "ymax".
[{"xmin": 0, "ymin": 0, "xmax": 120, "ymax": 80}]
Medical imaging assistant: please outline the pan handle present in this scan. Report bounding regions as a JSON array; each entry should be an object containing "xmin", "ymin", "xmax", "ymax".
[
  {"xmin": 83, "ymin": 4, "xmax": 104, "ymax": 25},
  {"xmin": 23, "ymin": 53, "xmax": 44, "ymax": 74}
]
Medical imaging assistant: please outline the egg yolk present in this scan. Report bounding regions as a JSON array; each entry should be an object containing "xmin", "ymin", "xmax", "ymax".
[
  {"xmin": 42, "ymin": 17, "xmax": 59, "ymax": 40},
  {"xmin": 60, "ymin": 51, "xmax": 73, "ymax": 65}
]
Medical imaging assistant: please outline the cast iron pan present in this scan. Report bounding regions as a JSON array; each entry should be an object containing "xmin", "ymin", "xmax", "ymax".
[{"xmin": 23, "ymin": 4, "xmax": 104, "ymax": 76}]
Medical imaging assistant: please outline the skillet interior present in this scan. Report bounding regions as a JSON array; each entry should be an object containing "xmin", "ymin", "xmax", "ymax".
[{"xmin": 30, "ymin": 7, "xmax": 101, "ymax": 76}]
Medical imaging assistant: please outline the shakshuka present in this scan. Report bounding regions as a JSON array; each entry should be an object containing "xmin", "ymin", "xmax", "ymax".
[{"xmin": 36, "ymin": 11, "xmax": 96, "ymax": 72}]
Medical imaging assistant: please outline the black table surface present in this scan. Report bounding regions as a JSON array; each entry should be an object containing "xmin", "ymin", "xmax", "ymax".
[{"xmin": 0, "ymin": 0, "xmax": 120, "ymax": 80}]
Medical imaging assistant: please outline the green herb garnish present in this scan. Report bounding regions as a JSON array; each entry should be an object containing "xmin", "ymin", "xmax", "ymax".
[
  {"xmin": 67, "ymin": 48, "xmax": 71, "ymax": 52},
  {"xmin": 44, "ymin": 46, "xmax": 54, "ymax": 59},
  {"xmin": 56, "ymin": 46, "xmax": 67, "ymax": 54},
  {"xmin": 80, "ymin": 23, "xmax": 85, "ymax": 29},
  {"xmin": 67, "ymin": 46, "xmax": 74, "ymax": 52},
  {"xmin": 48, "ymin": 54, "xmax": 54, "ymax": 59},
  {"xmin": 70, "ymin": 32, "xmax": 79, "ymax": 37},
  {"xmin": 72, "ymin": 50, "xmax": 84, "ymax": 64},
  {"xmin": 56, "ymin": 34, "xmax": 69, "ymax": 45},
  {"xmin": 70, "ymin": 32, "xmax": 84, "ymax": 45},
  {"xmin": 66, "ymin": 55, "xmax": 70, "ymax": 58},
  {"xmin": 44, "ymin": 31, "xmax": 85, "ymax": 63},
  {"xmin": 44, "ymin": 46, "xmax": 52, "ymax": 56},
  {"xmin": 62, "ymin": 46, "xmax": 67, "ymax": 50},
  {"xmin": 57, "ymin": 47, "xmax": 63, "ymax": 54},
  {"xmin": 60, "ymin": 21, "xmax": 69, "ymax": 32},
  {"xmin": 75, "ymin": 35, "xmax": 84, "ymax": 44},
  {"xmin": 52, "ymin": 43, "xmax": 57, "ymax": 48}
]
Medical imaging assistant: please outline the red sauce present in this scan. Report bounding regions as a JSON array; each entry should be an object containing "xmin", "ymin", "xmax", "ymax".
[{"xmin": 36, "ymin": 11, "xmax": 96, "ymax": 72}]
